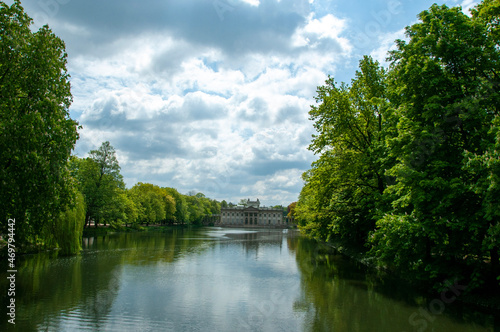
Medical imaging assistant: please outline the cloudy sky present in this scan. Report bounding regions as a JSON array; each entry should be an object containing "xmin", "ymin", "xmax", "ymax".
[{"xmin": 15, "ymin": 0, "xmax": 477, "ymax": 206}]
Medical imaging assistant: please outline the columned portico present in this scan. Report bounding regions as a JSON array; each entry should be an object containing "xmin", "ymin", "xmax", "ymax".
[{"xmin": 219, "ymin": 199, "xmax": 284, "ymax": 227}]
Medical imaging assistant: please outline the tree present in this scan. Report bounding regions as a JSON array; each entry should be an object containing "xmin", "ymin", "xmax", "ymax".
[
  {"xmin": 122, "ymin": 190, "xmax": 139, "ymax": 227},
  {"xmin": 0, "ymin": 1, "xmax": 79, "ymax": 245},
  {"xmin": 184, "ymin": 193, "xmax": 219, "ymax": 225},
  {"xmin": 72, "ymin": 142, "xmax": 124, "ymax": 227},
  {"xmin": 296, "ymin": 56, "xmax": 390, "ymax": 245},
  {"xmin": 129, "ymin": 183, "xmax": 175, "ymax": 226},
  {"xmin": 163, "ymin": 187, "xmax": 189, "ymax": 224},
  {"xmin": 295, "ymin": 0, "xmax": 499, "ymax": 293},
  {"xmin": 88, "ymin": 141, "xmax": 124, "ymax": 227},
  {"xmin": 89, "ymin": 141, "xmax": 123, "ymax": 185},
  {"xmin": 464, "ymin": 116, "xmax": 500, "ymax": 284},
  {"xmin": 42, "ymin": 188, "xmax": 86, "ymax": 255},
  {"xmin": 287, "ymin": 202, "xmax": 297, "ymax": 220},
  {"xmin": 370, "ymin": 1, "xmax": 500, "ymax": 288}
]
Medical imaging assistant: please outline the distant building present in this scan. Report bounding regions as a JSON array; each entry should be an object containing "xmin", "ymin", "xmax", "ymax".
[{"xmin": 219, "ymin": 198, "xmax": 284, "ymax": 227}]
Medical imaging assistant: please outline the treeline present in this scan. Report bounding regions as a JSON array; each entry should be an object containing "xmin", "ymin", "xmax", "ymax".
[
  {"xmin": 70, "ymin": 141, "xmax": 221, "ymax": 229},
  {"xmin": 0, "ymin": 2, "xmax": 221, "ymax": 256},
  {"xmin": 296, "ymin": 0, "xmax": 500, "ymax": 292}
]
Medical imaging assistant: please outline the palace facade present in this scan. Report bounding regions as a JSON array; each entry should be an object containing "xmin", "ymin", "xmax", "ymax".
[{"xmin": 219, "ymin": 199, "xmax": 284, "ymax": 227}]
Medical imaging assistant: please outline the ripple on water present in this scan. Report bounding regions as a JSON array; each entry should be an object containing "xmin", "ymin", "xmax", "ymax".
[{"xmin": 38, "ymin": 310, "xmax": 175, "ymax": 332}]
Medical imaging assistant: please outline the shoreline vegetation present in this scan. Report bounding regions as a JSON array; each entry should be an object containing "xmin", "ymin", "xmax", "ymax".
[
  {"xmin": 294, "ymin": 0, "xmax": 500, "ymax": 312},
  {"xmin": 1, "ymin": 0, "xmax": 499, "ymax": 315},
  {"xmin": 318, "ymin": 236, "xmax": 500, "ymax": 312}
]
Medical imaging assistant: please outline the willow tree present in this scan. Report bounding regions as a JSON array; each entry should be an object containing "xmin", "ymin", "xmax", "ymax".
[
  {"xmin": 0, "ymin": 1, "xmax": 79, "ymax": 245},
  {"xmin": 42, "ymin": 189, "xmax": 86, "ymax": 255}
]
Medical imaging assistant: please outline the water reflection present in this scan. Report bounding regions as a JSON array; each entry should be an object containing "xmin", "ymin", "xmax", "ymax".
[
  {"xmin": 0, "ymin": 228, "xmax": 496, "ymax": 331},
  {"xmin": 293, "ymin": 238, "xmax": 496, "ymax": 332}
]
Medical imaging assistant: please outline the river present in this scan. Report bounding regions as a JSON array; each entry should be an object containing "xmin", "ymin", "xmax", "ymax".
[{"xmin": 0, "ymin": 227, "xmax": 497, "ymax": 331}]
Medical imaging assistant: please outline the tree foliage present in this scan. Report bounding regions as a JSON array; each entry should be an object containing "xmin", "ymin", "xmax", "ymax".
[
  {"xmin": 164, "ymin": 187, "xmax": 189, "ymax": 224},
  {"xmin": 0, "ymin": 1, "xmax": 79, "ymax": 245},
  {"xmin": 129, "ymin": 183, "xmax": 175, "ymax": 225},
  {"xmin": 297, "ymin": 0, "xmax": 500, "ymax": 291},
  {"xmin": 42, "ymin": 189, "xmax": 86, "ymax": 255},
  {"xmin": 72, "ymin": 141, "xmax": 125, "ymax": 227},
  {"xmin": 185, "ymin": 193, "xmax": 220, "ymax": 225},
  {"xmin": 297, "ymin": 56, "xmax": 391, "ymax": 245}
]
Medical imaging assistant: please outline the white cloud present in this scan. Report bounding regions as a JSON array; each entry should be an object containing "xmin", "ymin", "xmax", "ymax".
[
  {"xmin": 369, "ymin": 28, "xmax": 406, "ymax": 66},
  {"xmin": 241, "ymin": 0, "xmax": 261, "ymax": 6},
  {"xmin": 460, "ymin": 0, "xmax": 478, "ymax": 15},
  {"xmin": 21, "ymin": 0, "xmax": 421, "ymax": 205},
  {"xmin": 292, "ymin": 13, "xmax": 352, "ymax": 55}
]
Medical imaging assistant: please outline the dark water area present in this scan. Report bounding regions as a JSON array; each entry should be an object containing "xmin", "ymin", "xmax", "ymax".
[{"xmin": 0, "ymin": 227, "xmax": 498, "ymax": 331}]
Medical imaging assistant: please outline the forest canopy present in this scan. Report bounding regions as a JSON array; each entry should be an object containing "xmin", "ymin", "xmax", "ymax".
[{"xmin": 296, "ymin": 0, "xmax": 500, "ymax": 292}]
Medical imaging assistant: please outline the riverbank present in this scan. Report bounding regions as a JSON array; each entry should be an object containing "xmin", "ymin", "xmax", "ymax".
[
  {"xmin": 81, "ymin": 223, "xmax": 299, "ymax": 237},
  {"xmin": 81, "ymin": 223, "xmax": 194, "ymax": 237},
  {"xmin": 0, "ymin": 224, "xmax": 193, "ymax": 258},
  {"xmin": 317, "ymin": 236, "xmax": 500, "ymax": 312},
  {"xmin": 212, "ymin": 224, "xmax": 298, "ymax": 229}
]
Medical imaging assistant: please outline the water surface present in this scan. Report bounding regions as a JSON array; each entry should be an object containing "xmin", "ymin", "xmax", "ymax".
[{"xmin": 0, "ymin": 227, "xmax": 497, "ymax": 331}]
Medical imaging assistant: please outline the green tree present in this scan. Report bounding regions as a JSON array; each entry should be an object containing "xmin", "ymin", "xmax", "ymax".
[
  {"xmin": 370, "ymin": 1, "xmax": 500, "ymax": 288},
  {"xmin": 295, "ymin": 0, "xmax": 499, "ymax": 293},
  {"xmin": 296, "ymin": 56, "xmax": 390, "ymax": 245},
  {"xmin": 87, "ymin": 141, "xmax": 124, "ymax": 227},
  {"xmin": 184, "ymin": 193, "xmax": 218, "ymax": 225},
  {"xmin": 72, "ymin": 142, "xmax": 124, "ymax": 227},
  {"xmin": 122, "ymin": 190, "xmax": 139, "ymax": 227},
  {"xmin": 129, "ymin": 183, "xmax": 175, "ymax": 226},
  {"xmin": 71, "ymin": 157, "xmax": 99, "ymax": 227},
  {"xmin": 164, "ymin": 187, "xmax": 189, "ymax": 224},
  {"xmin": 42, "ymin": 188, "xmax": 86, "ymax": 255},
  {"xmin": 287, "ymin": 202, "xmax": 297, "ymax": 220},
  {"xmin": 464, "ymin": 111, "xmax": 500, "ymax": 284},
  {"xmin": 0, "ymin": 1, "xmax": 79, "ymax": 245}
]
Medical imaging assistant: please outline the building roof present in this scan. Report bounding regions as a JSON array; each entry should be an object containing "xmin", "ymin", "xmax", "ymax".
[
  {"xmin": 246, "ymin": 198, "xmax": 260, "ymax": 208},
  {"xmin": 221, "ymin": 206, "xmax": 281, "ymax": 211}
]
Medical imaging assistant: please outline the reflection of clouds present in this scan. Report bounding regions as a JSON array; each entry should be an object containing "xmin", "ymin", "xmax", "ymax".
[{"xmin": 94, "ymin": 229, "xmax": 304, "ymax": 331}]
